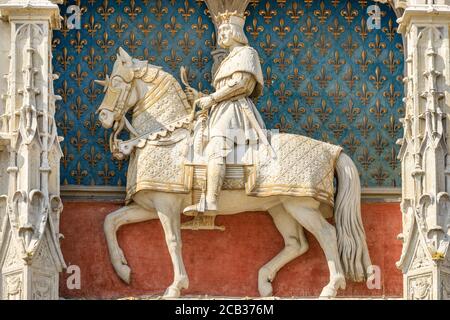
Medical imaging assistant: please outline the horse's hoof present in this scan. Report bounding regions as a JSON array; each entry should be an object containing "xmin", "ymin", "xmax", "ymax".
[
  {"xmin": 319, "ymin": 285, "xmax": 337, "ymax": 299},
  {"xmin": 163, "ymin": 286, "xmax": 181, "ymax": 299},
  {"xmin": 116, "ymin": 264, "xmax": 131, "ymax": 284}
]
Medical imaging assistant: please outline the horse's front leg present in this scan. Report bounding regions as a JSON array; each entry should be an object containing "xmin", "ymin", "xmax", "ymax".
[
  {"xmin": 154, "ymin": 196, "xmax": 188, "ymax": 298},
  {"xmin": 104, "ymin": 203, "xmax": 158, "ymax": 283}
]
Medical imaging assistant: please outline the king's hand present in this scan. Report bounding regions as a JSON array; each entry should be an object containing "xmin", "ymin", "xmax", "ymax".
[{"xmin": 195, "ymin": 95, "xmax": 216, "ymax": 110}]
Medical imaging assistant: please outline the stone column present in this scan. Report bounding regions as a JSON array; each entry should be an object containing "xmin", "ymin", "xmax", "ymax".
[
  {"xmin": 396, "ymin": 0, "xmax": 450, "ymax": 299},
  {"xmin": 0, "ymin": 0, "xmax": 65, "ymax": 299}
]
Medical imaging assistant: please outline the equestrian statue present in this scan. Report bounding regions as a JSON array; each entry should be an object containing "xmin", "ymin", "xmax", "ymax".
[{"xmin": 95, "ymin": 10, "xmax": 373, "ymax": 298}]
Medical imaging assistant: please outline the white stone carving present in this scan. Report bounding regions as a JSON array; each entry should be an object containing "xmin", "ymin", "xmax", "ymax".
[
  {"xmin": 0, "ymin": 0, "xmax": 65, "ymax": 300},
  {"xmin": 97, "ymin": 34, "xmax": 372, "ymax": 299},
  {"xmin": 396, "ymin": 0, "xmax": 450, "ymax": 299}
]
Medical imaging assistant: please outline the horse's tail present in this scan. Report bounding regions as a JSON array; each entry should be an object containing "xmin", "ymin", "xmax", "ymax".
[{"xmin": 334, "ymin": 152, "xmax": 372, "ymax": 282}]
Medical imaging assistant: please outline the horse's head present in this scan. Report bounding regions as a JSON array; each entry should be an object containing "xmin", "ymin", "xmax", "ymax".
[{"xmin": 95, "ymin": 47, "xmax": 146, "ymax": 129}]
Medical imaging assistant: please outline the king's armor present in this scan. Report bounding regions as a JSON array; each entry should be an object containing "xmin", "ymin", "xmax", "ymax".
[{"xmin": 183, "ymin": 13, "xmax": 268, "ymax": 215}]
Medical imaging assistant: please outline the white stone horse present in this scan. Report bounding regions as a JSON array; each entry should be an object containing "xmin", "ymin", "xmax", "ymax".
[{"xmin": 96, "ymin": 48, "xmax": 372, "ymax": 299}]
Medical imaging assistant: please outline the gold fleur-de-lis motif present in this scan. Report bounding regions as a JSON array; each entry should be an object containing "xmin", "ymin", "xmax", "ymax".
[
  {"xmin": 263, "ymin": 66, "xmax": 277, "ymax": 88},
  {"xmin": 356, "ymin": 83, "xmax": 373, "ymax": 105},
  {"xmin": 96, "ymin": 31, "xmax": 114, "ymax": 53},
  {"xmin": 369, "ymin": 34, "xmax": 386, "ymax": 57},
  {"xmin": 288, "ymin": 99, "xmax": 306, "ymax": 121},
  {"xmin": 165, "ymin": 49, "xmax": 182, "ymax": 70},
  {"xmin": 328, "ymin": 116, "xmax": 347, "ymax": 139},
  {"xmin": 84, "ymin": 146, "xmax": 102, "ymax": 168},
  {"xmin": 71, "ymin": 162, "xmax": 88, "ymax": 185},
  {"xmin": 165, "ymin": 16, "xmax": 181, "ymax": 37},
  {"xmin": 357, "ymin": 115, "xmax": 373, "ymax": 138},
  {"xmin": 329, "ymin": 82, "xmax": 347, "ymax": 106},
  {"xmin": 343, "ymin": 132, "xmax": 360, "ymax": 155},
  {"xmin": 70, "ymin": 31, "xmax": 87, "ymax": 54},
  {"xmin": 383, "ymin": 50, "xmax": 401, "ymax": 74},
  {"xmin": 384, "ymin": 115, "xmax": 401, "ymax": 138},
  {"xmin": 327, "ymin": 18, "xmax": 344, "ymax": 39},
  {"xmin": 343, "ymin": 66, "xmax": 359, "ymax": 90},
  {"xmin": 328, "ymin": 51, "xmax": 345, "ymax": 73},
  {"xmin": 369, "ymin": 99, "xmax": 387, "ymax": 122},
  {"xmin": 274, "ymin": 82, "xmax": 292, "ymax": 104},
  {"xmin": 277, "ymin": 0, "xmax": 287, "ymax": 7},
  {"xmin": 96, "ymin": 64, "xmax": 110, "ymax": 81},
  {"xmin": 56, "ymin": 47, "xmax": 74, "ymax": 71},
  {"xmin": 179, "ymin": 33, "xmax": 195, "ymax": 55},
  {"xmin": 83, "ymin": 47, "xmax": 101, "ymax": 70},
  {"xmin": 369, "ymin": 66, "xmax": 386, "ymax": 90},
  {"xmin": 356, "ymin": 50, "xmax": 372, "ymax": 72},
  {"xmin": 301, "ymin": 82, "xmax": 319, "ymax": 106},
  {"xmin": 56, "ymin": 80, "xmax": 74, "ymax": 104},
  {"xmin": 98, "ymin": 163, "xmax": 115, "ymax": 185},
  {"xmin": 286, "ymin": 2, "xmax": 304, "ymax": 23},
  {"xmin": 178, "ymin": 0, "xmax": 195, "ymax": 21},
  {"xmin": 385, "ymin": 146, "xmax": 398, "ymax": 170},
  {"xmin": 111, "ymin": 15, "xmax": 129, "ymax": 38},
  {"xmin": 137, "ymin": 16, "xmax": 153, "ymax": 37},
  {"xmin": 61, "ymin": 145, "xmax": 74, "ymax": 170},
  {"xmin": 70, "ymin": 63, "xmax": 88, "ymax": 87},
  {"xmin": 260, "ymin": 34, "xmax": 276, "ymax": 55},
  {"xmin": 70, "ymin": 130, "xmax": 88, "ymax": 153},
  {"xmin": 152, "ymin": 31, "xmax": 168, "ymax": 55},
  {"xmin": 302, "ymin": 115, "xmax": 320, "ymax": 137},
  {"xmin": 57, "ymin": 112, "xmax": 74, "ymax": 136},
  {"xmin": 83, "ymin": 80, "xmax": 101, "ymax": 103},
  {"xmin": 84, "ymin": 15, "xmax": 101, "ymax": 38},
  {"xmin": 371, "ymin": 158, "xmax": 388, "ymax": 179},
  {"xmin": 97, "ymin": 130, "xmax": 110, "ymax": 152},
  {"xmin": 314, "ymin": 33, "xmax": 331, "ymax": 56},
  {"xmin": 273, "ymin": 50, "xmax": 291, "ymax": 72},
  {"xmin": 383, "ymin": 83, "xmax": 401, "ymax": 108},
  {"xmin": 395, "ymin": 43, "xmax": 404, "ymax": 54},
  {"xmin": 273, "ymin": 18, "xmax": 290, "ymax": 39},
  {"xmin": 192, "ymin": 16, "xmax": 208, "ymax": 38},
  {"xmin": 249, "ymin": 0, "xmax": 261, "ymax": 8},
  {"xmin": 150, "ymin": 0, "xmax": 168, "ymax": 21},
  {"xmin": 275, "ymin": 115, "xmax": 292, "ymax": 133},
  {"xmin": 341, "ymin": 35, "xmax": 358, "ymax": 56},
  {"xmin": 340, "ymin": 1, "xmax": 358, "ymax": 24},
  {"xmin": 315, "ymin": 99, "xmax": 332, "ymax": 122},
  {"xmin": 137, "ymin": 48, "xmax": 156, "ymax": 63},
  {"xmin": 288, "ymin": 68, "xmax": 305, "ymax": 89},
  {"xmin": 314, "ymin": 1, "xmax": 331, "ymax": 24},
  {"xmin": 304, "ymin": 0, "xmax": 313, "ymax": 8},
  {"xmin": 261, "ymin": 99, "xmax": 278, "ymax": 121},
  {"xmin": 205, "ymin": 32, "xmax": 216, "ymax": 50},
  {"xmin": 84, "ymin": 112, "xmax": 101, "ymax": 136},
  {"xmin": 314, "ymin": 66, "xmax": 331, "ymax": 88},
  {"xmin": 332, "ymin": 0, "xmax": 341, "ymax": 7},
  {"xmin": 70, "ymin": 96, "xmax": 87, "ymax": 120},
  {"xmin": 246, "ymin": 18, "xmax": 264, "ymax": 40},
  {"xmin": 288, "ymin": 34, "xmax": 304, "ymax": 56},
  {"xmin": 382, "ymin": 18, "xmax": 397, "ymax": 42},
  {"xmin": 358, "ymin": 147, "xmax": 374, "ymax": 170},
  {"xmin": 358, "ymin": 0, "xmax": 368, "ymax": 8},
  {"xmin": 299, "ymin": 16, "xmax": 318, "ymax": 40},
  {"xmin": 370, "ymin": 132, "xmax": 388, "ymax": 155},
  {"xmin": 192, "ymin": 49, "xmax": 208, "ymax": 70},
  {"xmin": 124, "ymin": 31, "xmax": 142, "ymax": 53},
  {"xmin": 97, "ymin": 0, "xmax": 115, "ymax": 21},
  {"xmin": 354, "ymin": 17, "xmax": 368, "ymax": 41},
  {"xmin": 124, "ymin": 0, "xmax": 142, "ymax": 21},
  {"xmin": 52, "ymin": 37, "xmax": 60, "ymax": 51},
  {"xmin": 342, "ymin": 99, "xmax": 360, "ymax": 123},
  {"xmin": 259, "ymin": 2, "xmax": 277, "ymax": 24}
]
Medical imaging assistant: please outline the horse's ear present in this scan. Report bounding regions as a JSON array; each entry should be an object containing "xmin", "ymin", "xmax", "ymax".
[{"xmin": 118, "ymin": 47, "xmax": 132, "ymax": 65}]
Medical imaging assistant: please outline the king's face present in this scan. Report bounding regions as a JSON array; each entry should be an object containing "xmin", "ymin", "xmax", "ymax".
[{"xmin": 218, "ymin": 24, "xmax": 234, "ymax": 49}]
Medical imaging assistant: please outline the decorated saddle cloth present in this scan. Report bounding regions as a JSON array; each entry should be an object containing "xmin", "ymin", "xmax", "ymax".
[{"xmin": 246, "ymin": 133, "xmax": 342, "ymax": 217}]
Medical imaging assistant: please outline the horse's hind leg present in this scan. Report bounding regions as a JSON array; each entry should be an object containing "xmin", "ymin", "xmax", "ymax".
[
  {"xmin": 104, "ymin": 204, "xmax": 158, "ymax": 284},
  {"xmin": 258, "ymin": 204, "xmax": 310, "ymax": 297},
  {"xmin": 283, "ymin": 198, "xmax": 346, "ymax": 298}
]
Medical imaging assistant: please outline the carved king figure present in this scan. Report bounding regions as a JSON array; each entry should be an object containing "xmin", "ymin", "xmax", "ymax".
[{"xmin": 183, "ymin": 11, "xmax": 268, "ymax": 215}]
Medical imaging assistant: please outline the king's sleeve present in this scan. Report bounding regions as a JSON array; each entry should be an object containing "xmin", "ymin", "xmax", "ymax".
[{"xmin": 210, "ymin": 72, "xmax": 257, "ymax": 104}]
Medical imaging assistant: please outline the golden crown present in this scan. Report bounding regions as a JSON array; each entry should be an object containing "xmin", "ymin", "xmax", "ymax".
[{"xmin": 215, "ymin": 10, "xmax": 245, "ymax": 28}]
